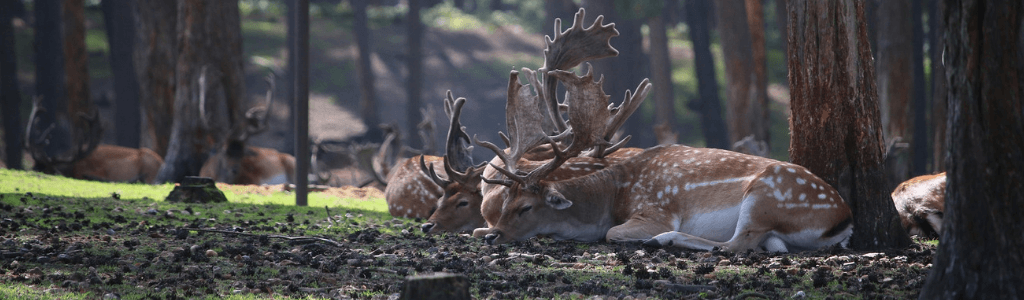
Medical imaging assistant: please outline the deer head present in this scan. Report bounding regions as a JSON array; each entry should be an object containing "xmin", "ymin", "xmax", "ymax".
[
  {"xmin": 202, "ymin": 72, "xmax": 276, "ymax": 183},
  {"xmin": 24, "ymin": 96, "xmax": 102, "ymax": 175},
  {"xmin": 420, "ymin": 92, "xmax": 490, "ymax": 233}
]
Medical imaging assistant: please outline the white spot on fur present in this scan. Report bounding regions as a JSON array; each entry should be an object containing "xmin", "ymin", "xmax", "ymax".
[
  {"xmin": 796, "ymin": 178, "xmax": 807, "ymax": 185},
  {"xmin": 672, "ymin": 186, "xmax": 679, "ymax": 195},
  {"xmin": 685, "ymin": 176, "xmax": 755, "ymax": 191},
  {"xmin": 799, "ymin": 194, "xmax": 807, "ymax": 201},
  {"xmin": 787, "ymin": 168, "xmax": 796, "ymax": 173},
  {"xmin": 657, "ymin": 191, "xmax": 664, "ymax": 199},
  {"xmin": 818, "ymin": 194, "xmax": 827, "ymax": 199}
]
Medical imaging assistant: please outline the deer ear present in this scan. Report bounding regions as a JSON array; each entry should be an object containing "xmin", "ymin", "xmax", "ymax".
[{"xmin": 544, "ymin": 189, "xmax": 573, "ymax": 210}]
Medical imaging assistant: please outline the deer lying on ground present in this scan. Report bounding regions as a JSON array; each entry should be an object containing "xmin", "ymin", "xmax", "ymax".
[
  {"xmin": 473, "ymin": 48, "xmax": 852, "ymax": 253},
  {"xmin": 199, "ymin": 74, "xmax": 295, "ymax": 185},
  {"xmin": 367, "ymin": 108, "xmax": 450, "ymax": 218},
  {"xmin": 891, "ymin": 172, "xmax": 946, "ymax": 237},
  {"xmin": 24, "ymin": 97, "xmax": 165, "ymax": 183}
]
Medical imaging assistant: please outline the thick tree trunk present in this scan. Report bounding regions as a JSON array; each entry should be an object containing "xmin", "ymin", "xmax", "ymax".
[
  {"xmin": 717, "ymin": 0, "xmax": 769, "ymax": 151},
  {"xmin": 787, "ymin": 0, "xmax": 911, "ymax": 250},
  {"xmin": 353, "ymin": 0, "xmax": 382, "ymax": 143},
  {"xmin": 920, "ymin": 1, "xmax": 1024, "ymax": 298},
  {"xmin": 62, "ymin": 0, "xmax": 90, "ymax": 122},
  {"xmin": 102, "ymin": 0, "xmax": 141, "ymax": 148},
  {"xmin": 1, "ymin": 0, "xmax": 23, "ymax": 169},
  {"xmin": 928, "ymin": 0, "xmax": 947, "ymax": 172},
  {"xmin": 684, "ymin": 0, "xmax": 729, "ymax": 149},
  {"xmin": 34, "ymin": 0, "xmax": 71, "ymax": 159},
  {"xmin": 874, "ymin": 0, "xmax": 913, "ymax": 188},
  {"xmin": 774, "ymin": 0, "xmax": 789, "ymax": 86},
  {"xmin": 282, "ymin": 0, "xmax": 296, "ymax": 154},
  {"xmin": 155, "ymin": 0, "xmax": 245, "ymax": 183},
  {"xmin": 134, "ymin": 0, "xmax": 178, "ymax": 157},
  {"xmin": 648, "ymin": 13, "xmax": 676, "ymax": 132},
  {"xmin": 910, "ymin": 0, "xmax": 927, "ymax": 176},
  {"xmin": 406, "ymin": 0, "xmax": 423, "ymax": 150}
]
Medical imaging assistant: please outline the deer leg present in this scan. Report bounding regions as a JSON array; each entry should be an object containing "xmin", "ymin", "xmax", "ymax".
[{"xmin": 605, "ymin": 218, "xmax": 674, "ymax": 243}]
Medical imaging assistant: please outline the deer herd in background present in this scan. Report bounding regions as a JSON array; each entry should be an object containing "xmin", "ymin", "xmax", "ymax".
[{"xmin": 8, "ymin": 9, "xmax": 947, "ymax": 252}]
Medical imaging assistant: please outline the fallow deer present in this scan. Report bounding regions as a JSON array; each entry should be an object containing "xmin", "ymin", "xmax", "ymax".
[
  {"xmin": 24, "ymin": 97, "xmax": 165, "ymax": 183},
  {"xmin": 475, "ymin": 57, "xmax": 852, "ymax": 253},
  {"xmin": 891, "ymin": 172, "xmax": 946, "ymax": 237},
  {"xmin": 199, "ymin": 73, "xmax": 295, "ymax": 185}
]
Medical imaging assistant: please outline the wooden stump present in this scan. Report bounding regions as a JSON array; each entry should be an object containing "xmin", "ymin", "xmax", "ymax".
[
  {"xmin": 400, "ymin": 272, "xmax": 470, "ymax": 300},
  {"xmin": 164, "ymin": 176, "xmax": 228, "ymax": 203}
]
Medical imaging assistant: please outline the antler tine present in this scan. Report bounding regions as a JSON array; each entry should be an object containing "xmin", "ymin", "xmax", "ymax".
[
  {"xmin": 442, "ymin": 92, "xmax": 476, "ymax": 175},
  {"xmin": 475, "ymin": 70, "xmax": 551, "ymax": 174},
  {"xmin": 540, "ymin": 8, "xmax": 619, "ymax": 134},
  {"xmin": 548, "ymin": 63, "xmax": 612, "ymax": 156},
  {"xmin": 419, "ymin": 155, "xmax": 449, "ymax": 187},
  {"xmin": 591, "ymin": 78, "xmax": 652, "ymax": 157},
  {"xmin": 243, "ymin": 73, "xmax": 275, "ymax": 137}
]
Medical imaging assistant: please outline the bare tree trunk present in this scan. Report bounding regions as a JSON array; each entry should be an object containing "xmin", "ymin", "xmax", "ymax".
[
  {"xmin": 283, "ymin": 0, "xmax": 296, "ymax": 154},
  {"xmin": 929, "ymin": 0, "xmax": 947, "ymax": 172},
  {"xmin": 874, "ymin": 0, "xmax": 912, "ymax": 188},
  {"xmin": 155, "ymin": 0, "xmax": 245, "ymax": 183},
  {"xmin": 787, "ymin": 0, "xmax": 911, "ymax": 251},
  {"xmin": 102, "ymin": 0, "xmax": 141, "ymax": 149},
  {"xmin": 1, "ymin": 0, "xmax": 23, "ymax": 169},
  {"xmin": 717, "ymin": 0, "xmax": 769, "ymax": 150},
  {"xmin": 406, "ymin": 0, "xmax": 423, "ymax": 150},
  {"xmin": 63, "ymin": 0, "xmax": 90, "ymax": 122},
  {"xmin": 134, "ymin": 0, "xmax": 178, "ymax": 157},
  {"xmin": 920, "ymin": 1, "xmax": 1024, "ymax": 298},
  {"xmin": 685, "ymin": 0, "xmax": 729, "ymax": 149},
  {"xmin": 353, "ymin": 0, "xmax": 382, "ymax": 142},
  {"xmin": 648, "ymin": 12, "xmax": 676, "ymax": 132},
  {"xmin": 774, "ymin": 0, "xmax": 789, "ymax": 87},
  {"xmin": 910, "ymin": 0, "xmax": 928, "ymax": 175}
]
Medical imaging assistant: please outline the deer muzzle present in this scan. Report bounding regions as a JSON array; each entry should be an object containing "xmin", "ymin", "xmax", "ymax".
[
  {"xmin": 484, "ymin": 232, "xmax": 502, "ymax": 245},
  {"xmin": 420, "ymin": 222, "xmax": 435, "ymax": 233}
]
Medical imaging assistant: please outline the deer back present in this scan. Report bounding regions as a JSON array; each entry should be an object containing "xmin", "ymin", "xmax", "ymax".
[{"xmin": 891, "ymin": 172, "xmax": 946, "ymax": 237}]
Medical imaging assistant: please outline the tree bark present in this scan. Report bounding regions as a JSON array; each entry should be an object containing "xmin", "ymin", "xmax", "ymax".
[
  {"xmin": 1, "ymin": 0, "xmax": 23, "ymax": 169},
  {"xmin": 648, "ymin": 13, "xmax": 676, "ymax": 131},
  {"xmin": 353, "ymin": 0, "xmax": 382, "ymax": 143},
  {"xmin": 928, "ymin": 0, "xmax": 947, "ymax": 172},
  {"xmin": 282, "ymin": 0, "xmax": 296, "ymax": 154},
  {"xmin": 717, "ymin": 0, "xmax": 769, "ymax": 150},
  {"xmin": 910, "ymin": 0, "xmax": 927, "ymax": 176},
  {"xmin": 406, "ymin": 0, "xmax": 423, "ymax": 149},
  {"xmin": 155, "ymin": 0, "xmax": 245, "ymax": 183},
  {"xmin": 102, "ymin": 0, "xmax": 141, "ymax": 148},
  {"xmin": 874, "ymin": 0, "xmax": 913, "ymax": 188},
  {"xmin": 134, "ymin": 0, "xmax": 178, "ymax": 157},
  {"xmin": 787, "ymin": 0, "xmax": 911, "ymax": 250},
  {"xmin": 684, "ymin": 0, "xmax": 729, "ymax": 149},
  {"xmin": 774, "ymin": 0, "xmax": 789, "ymax": 87},
  {"xmin": 919, "ymin": 0, "xmax": 1024, "ymax": 298}
]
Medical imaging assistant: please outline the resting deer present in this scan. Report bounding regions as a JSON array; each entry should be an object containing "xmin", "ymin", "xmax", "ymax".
[
  {"xmin": 24, "ymin": 97, "xmax": 164, "ymax": 183},
  {"xmin": 199, "ymin": 73, "xmax": 295, "ymax": 185},
  {"xmin": 891, "ymin": 172, "xmax": 946, "ymax": 237},
  {"xmin": 474, "ymin": 49, "xmax": 852, "ymax": 253}
]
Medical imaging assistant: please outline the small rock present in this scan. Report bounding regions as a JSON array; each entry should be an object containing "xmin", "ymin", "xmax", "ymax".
[
  {"xmin": 205, "ymin": 249, "xmax": 218, "ymax": 257},
  {"xmin": 862, "ymin": 252, "xmax": 883, "ymax": 259},
  {"xmin": 841, "ymin": 262, "xmax": 856, "ymax": 271},
  {"xmin": 792, "ymin": 291, "xmax": 806, "ymax": 299},
  {"xmin": 718, "ymin": 259, "xmax": 731, "ymax": 266},
  {"xmin": 767, "ymin": 262, "xmax": 782, "ymax": 269}
]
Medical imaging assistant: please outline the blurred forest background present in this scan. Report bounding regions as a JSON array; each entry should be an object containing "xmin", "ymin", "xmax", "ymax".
[{"xmin": 0, "ymin": 0, "xmax": 945, "ymax": 188}]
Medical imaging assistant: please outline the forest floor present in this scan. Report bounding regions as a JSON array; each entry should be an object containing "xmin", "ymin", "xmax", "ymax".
[{"xmin": 0, "ymin": 170, "xmax": 936, "ymax": 299}]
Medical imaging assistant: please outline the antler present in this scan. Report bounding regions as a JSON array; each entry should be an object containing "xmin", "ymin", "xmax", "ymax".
[
  {"xmin": 417, "ymin": 104, "xmax": 437, "ymax": 155},
  {"xmin": 540, "ymin": 7, "xmax": 620, "ymax": 133},
  {"xmin": 474, "ymin": 70, "xmax": 557, "ymax": 174},
  {"xmin": 239, "ymin": 73, "xmax": 275, "ymax": 141}
]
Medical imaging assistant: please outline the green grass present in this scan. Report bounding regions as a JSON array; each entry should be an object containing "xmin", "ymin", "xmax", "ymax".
[{"xmin": 0, "ymin": 284, "xmax": 90, "ymax": 300}]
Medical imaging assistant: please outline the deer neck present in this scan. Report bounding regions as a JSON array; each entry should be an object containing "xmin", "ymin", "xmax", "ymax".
[{"xmin": 541, "ymin": 166, "xmax": 626, "ymax": 240}]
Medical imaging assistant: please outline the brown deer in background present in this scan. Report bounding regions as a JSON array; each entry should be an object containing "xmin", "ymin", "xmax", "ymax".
[
  {"xmin": 199, "ymin": 73, "xmax": 295, "ymax": 185},
  {"xmin": 24, "ymin": 97, "xmax": 164, "ymax": 183},
  {"xmin": 891, "ymin": 172, "xmax": 946, "ymax": 237}
]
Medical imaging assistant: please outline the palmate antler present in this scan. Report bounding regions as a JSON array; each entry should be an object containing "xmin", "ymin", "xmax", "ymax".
[
  {"xmin": 547, "ymin": 66, "xmax": 651, "ymax": 158},
  {"xmin": 474, "ymin": 70, "xmax": 559, "ymax": 176},
  {"xmin": 420, "ymin": 91, "xmax": 486, "ymax": 187},
  {"xmin": 539, "ymin": 8, "xmax": 620, "ymax": 133}
]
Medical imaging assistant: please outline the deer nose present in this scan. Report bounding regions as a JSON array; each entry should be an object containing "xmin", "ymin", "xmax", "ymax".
[
  {"xmin": 420, "ymin": 223, "xmax": 435, "ymax": 233},
  {"xmin": 484, "ymin": 232, "xmax": 500, "ymax": 245}
]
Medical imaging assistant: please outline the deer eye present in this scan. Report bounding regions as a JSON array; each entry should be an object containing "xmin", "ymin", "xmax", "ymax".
[
  {"xmin": 457, "ymin": 200, "xmax": 469, "ymax": 208},
  {"xmin": 518, "ymin": 205, "xmax": 533, "ymax": 216}
]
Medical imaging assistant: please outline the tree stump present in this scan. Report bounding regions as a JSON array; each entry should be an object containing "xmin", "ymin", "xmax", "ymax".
[
  {"xmin": 400, "ymin": 272, "xmax": 470, "ymax": 300},
  {"xmin": 165, "ymin": 176, "xmax": 227, "ymax": 203}
]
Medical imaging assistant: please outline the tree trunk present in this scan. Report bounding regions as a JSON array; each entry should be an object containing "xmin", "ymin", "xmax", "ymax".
[
  {"xmin": 353, "ymin": 0, "xmax": 382, "ymax": 143},
  {"xmin": 684, "ymin": 0, "xmax": 729, "ymax": 149},
  {"xmin": 134, "ymin": 0, "xmax": 178, "ymax": 157},
  {"xmin": 874, "ymin": 0, "xmax": 912, "ymax": 188},
  {"xmin": 787, "ymin": 0, "xmax": 911, "ymax": 251},
  {"xmin": 282, "ymin": 0, "xmax": 296, "ymax": 154},
  {"xmin": 406, "ymin": 0, "xmax": 423, "ymax": 150},
  {"xmin": 928, "ymin": 0, "xmax": 946, "ymax": 172},
  {"xmin": 717, "ymin": 0, "xmax": 769, "ymax": 150},
  {"xmin": 102, "ymin": 0, "xmax": 141, "ymax": 149},
  {"xmin": 62, "ymin": 0, "xmax": 90, "ymax": 123},
  {"xmin": 155, "ymin": 0, "xmax": 245, "ymax": 183},
  {"xmin": 910, "ymin": 0, "xmax": 927, "ymax": 175},
  {"xmin": 919, "ymin": 1, "xmax": 1024, "ymax": 298},
  {"xmin": 1, "ymin": 0, "xmax": 23, "ymax": 169},
  {"xmin": 774, "ymin": 0, "xmax": 789, "ymax": 87},
  {"xmin": 648, "ymin": 13, "xmax": 676, "ymax": 132}
]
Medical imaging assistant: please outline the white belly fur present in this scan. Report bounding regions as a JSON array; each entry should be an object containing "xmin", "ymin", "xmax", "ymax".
[{"xmin": 676, "ymin": 204, "xmax": 741, "ymax": 242}]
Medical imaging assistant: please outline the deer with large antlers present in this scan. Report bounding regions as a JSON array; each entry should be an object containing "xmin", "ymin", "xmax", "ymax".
[
  {"xmin": 891, "ymin": 172, "xmax": 946, "ymax": 237},
  {"xmin": 472, "ymin": 9, "xmax": 852, "ymax": 251},
  {"xmin": 24, "ymin": 97, "xmax": 165, "ymax": 183},
  {"xmin": 199, "ymin": 73, "xmax": 295, "ymax": 185}
]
